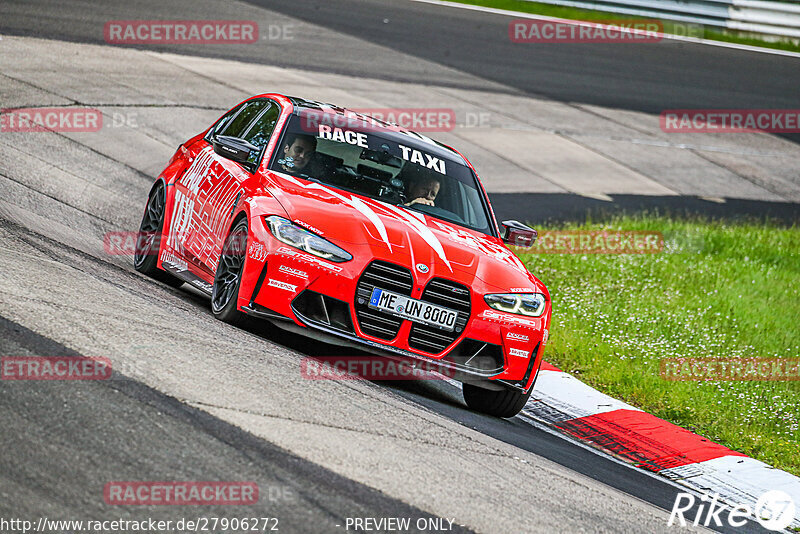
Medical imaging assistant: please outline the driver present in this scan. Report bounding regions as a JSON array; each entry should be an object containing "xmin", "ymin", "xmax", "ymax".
[
  {"xmin": 279, "ymin": 134, "xmax": 317, "ymax": 174},
  {"xmin": 405, "ymin": 175, "xmax": 441, "ymax": 207}
]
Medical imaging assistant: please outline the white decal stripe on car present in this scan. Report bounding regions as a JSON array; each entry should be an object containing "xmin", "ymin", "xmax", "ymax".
[
  {"xmin": 281, "ymin": 173, "xmax": 452, "ymax": 270},
  {"xmin": 281, "ymin": 175, "xmax": 393, "ymax": 252},
  {"xmin": 378, "ymin": 202, "xmax": 452, "ymax": 271},
  {"xmin": 348, "ymin": 196, "xmax": 392, "ymax": 252}
]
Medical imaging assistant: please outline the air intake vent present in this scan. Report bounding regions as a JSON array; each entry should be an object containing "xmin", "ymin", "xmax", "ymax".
[
  {"xmin": 292, "ymin": 290, "xmax": 354, "ymax": 333},
  {"xmin": 355, "ymin": 261, "xmax": 413, "ymax": 340},
  {"xmin": 446, "ymin": 339, "xmax": 504, "ymax": 374}
]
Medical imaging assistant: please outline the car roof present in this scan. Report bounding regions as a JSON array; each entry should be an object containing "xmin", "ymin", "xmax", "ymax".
[{"xmin": 284, "ymin": 95, "xmax": 466, "ymax": 163}]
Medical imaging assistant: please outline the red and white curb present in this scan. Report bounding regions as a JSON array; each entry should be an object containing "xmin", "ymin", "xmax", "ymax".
[{"xmin": 523, "ymin": 362, "xmax": 800, "ymax": 529}]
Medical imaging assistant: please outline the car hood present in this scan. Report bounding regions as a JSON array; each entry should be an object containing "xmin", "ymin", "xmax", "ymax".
[{"xmin": 267, "ymin": 172, "xmax": 546, "ymax": 294}]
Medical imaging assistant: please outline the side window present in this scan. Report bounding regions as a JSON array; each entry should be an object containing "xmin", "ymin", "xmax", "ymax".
[
  {"xmin": 241, "ymin": 104, "xmax": 279, "ymax": 149},
  {"xmin": 218, "ymin": 100, "xmax": 269, "ymax": 138},
  {"xmin": 206, "ymin": 104, "xmax": 242, "ymax": 141},
  {"xmin": 206, "ymin": 100, "xmax": 281, "ymax": 170}
]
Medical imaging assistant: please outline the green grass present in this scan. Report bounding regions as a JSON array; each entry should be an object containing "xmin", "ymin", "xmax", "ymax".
[
  {"xmin": 516, "ymin": 215, "xmax": 800, "ymax": 475},
  {"xmin": 452, "ymin": 0, "xmax": 800, "ymax": 53}
]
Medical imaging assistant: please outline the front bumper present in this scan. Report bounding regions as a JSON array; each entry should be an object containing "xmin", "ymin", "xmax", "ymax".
[
  {"xmin": 242, "ymin": 301, "xmax": 541, "ymax": 392},
  {"xmin": 240, "ymin": 215, "xmax": 548, "ymax": 392}
]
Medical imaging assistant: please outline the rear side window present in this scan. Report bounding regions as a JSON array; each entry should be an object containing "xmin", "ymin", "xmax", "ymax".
[
  {"xmin": 241, "ymin": 104, "xmax": 280, "ymax": 149},
  {"xmin": 218, "ymin": 100, "xmax": 269, "ymax": 138}
]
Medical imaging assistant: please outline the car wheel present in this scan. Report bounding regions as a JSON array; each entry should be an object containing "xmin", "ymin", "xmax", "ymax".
[
  {"xmin": 211, "ymin": 217, "xmax": 249, "ymax": 325},
  {"xmin": 462, "ymin": 383, "xmax": 532, "ymax": 418},
  {"xmin": 134, "ymin": 182, "xmax": 183, "ymax": 287}
]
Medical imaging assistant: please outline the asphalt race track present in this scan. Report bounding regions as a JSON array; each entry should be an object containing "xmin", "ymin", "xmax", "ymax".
[
  {"xmin": 0, "ymin": 316, "xmax": 475, "ymax": 534},
  {"xmin": 0, "ymin": 0, "xmax": 795, "ymax": 532},
  {"xmin": 5, "ymin": 0, "xmax": 800, "ymax": 113},
  {"xmin": 3, "ymin": 0, "xmax": 799, "ymax": 223}
]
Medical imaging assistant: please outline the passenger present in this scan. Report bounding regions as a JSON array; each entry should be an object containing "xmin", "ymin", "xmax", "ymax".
[{"xmin": 279, "ymin": 134, "xmax": 317, "ymax": 174}]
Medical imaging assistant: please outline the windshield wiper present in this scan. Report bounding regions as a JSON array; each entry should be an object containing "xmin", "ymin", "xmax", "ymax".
[{"xmin": 296, "ymin": 173, "xmax": 322, "ymax": 184}]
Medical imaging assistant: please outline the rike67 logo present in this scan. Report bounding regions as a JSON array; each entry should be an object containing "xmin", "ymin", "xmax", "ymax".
[{"xmin": 669, "ymin": 490, "xmax": 796, "ymax": 531}]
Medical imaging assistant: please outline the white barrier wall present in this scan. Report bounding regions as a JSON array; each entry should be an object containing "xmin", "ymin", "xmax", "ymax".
[{"xmin": 523, "ymin": 0, "xmax": 800, "ymax": 39}]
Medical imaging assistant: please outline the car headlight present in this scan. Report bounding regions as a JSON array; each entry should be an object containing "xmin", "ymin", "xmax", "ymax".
[
  {"xmin": 484, "ymin": 293, "xmax": 546, "ymax": 317},
  {"xmin": 265, "ymin": 216, "xmax": 352, "ymax": 263}
]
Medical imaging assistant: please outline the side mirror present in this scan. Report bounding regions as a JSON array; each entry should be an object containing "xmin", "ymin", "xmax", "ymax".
[
  {"xmin": 501, "ymin": 220, "xmax": 537, "ymax": 249},
  {"xmin": 212, "ymin": 135, "xmax": 258, "ymax": 169}
]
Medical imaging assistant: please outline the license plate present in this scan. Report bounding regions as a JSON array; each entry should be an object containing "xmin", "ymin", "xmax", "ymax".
[{"xmin": 369, "ymin": 288, "xmax": 458, "ymax": 332}]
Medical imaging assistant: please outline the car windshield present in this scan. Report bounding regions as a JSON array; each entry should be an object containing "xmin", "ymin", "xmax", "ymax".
[{"xmin": 269, "ymin": 112, "xmax": 494, "ymax": 235}]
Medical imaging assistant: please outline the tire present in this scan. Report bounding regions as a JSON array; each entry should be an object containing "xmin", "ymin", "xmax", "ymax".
[
  {"xmin": 462, "ymin": 383, "xmax": 532, "ymax": 418},
  {"xmin": 211, "ymin": 217, "xmax": 249, "ymax": 326},
  {"xmin": 134, "ymin": 181, "xmax": 183, "ymax": 288}
]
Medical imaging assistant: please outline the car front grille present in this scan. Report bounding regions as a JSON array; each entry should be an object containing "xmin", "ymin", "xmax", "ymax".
[
  {"xmin": 408, "ymin": 279, "xmax": 471, "ymax": 354},
  {"xmin": 355, "ymin": 262, "xmax": 471, "ymax": 353},
  {"xmin": 355, "ymin": 261, "xmax": 413, "ymax": 340}
]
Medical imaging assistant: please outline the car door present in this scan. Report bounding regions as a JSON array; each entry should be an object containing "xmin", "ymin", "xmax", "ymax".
[
  {"xmin": 167, "ymin": 102, "xmax": 249, "ymax": 270},
  {"xmin": 194, "ymin": 99, "xmax": 281, "ymax": 272}
]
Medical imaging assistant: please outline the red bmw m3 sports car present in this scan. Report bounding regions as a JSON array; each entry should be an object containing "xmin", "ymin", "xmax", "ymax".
[{"xmin": 135, "ymin": 94, "xmax": 550, "ymax": 418}]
